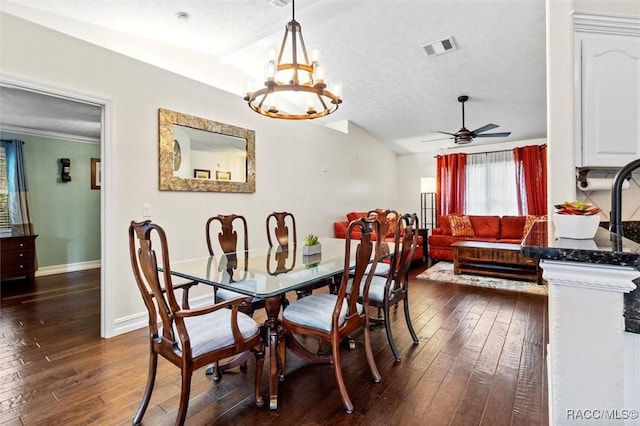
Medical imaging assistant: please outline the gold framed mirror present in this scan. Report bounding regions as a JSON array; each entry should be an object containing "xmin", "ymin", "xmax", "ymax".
[{"xmin": 159, "ymin": 108, "xmax": 255, "ymax": 193}]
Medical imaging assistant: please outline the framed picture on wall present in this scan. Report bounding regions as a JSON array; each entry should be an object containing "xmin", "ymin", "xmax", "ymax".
[
  {"xmin": 194, "ymin": 169, "xmax": 211, "ymax": 179},
  {"xmin": 216, "ymin": 171, "xmax": 231, "ymax": 181},
  {"xmin": 91, "ymin": 158, "xmax": 101, "ymax": 190}
]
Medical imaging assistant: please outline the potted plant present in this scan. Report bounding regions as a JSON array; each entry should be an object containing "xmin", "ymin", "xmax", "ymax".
[
  {"xmin": 552, "ymin": 201, "xmax": 602, "ymax": 239},
  {"xmin": 302, "ymin": 233, "xmax": 321, "ymax": 256}
]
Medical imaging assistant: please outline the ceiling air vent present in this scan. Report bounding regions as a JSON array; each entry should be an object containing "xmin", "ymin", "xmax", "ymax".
[
  {"xmin": 267, "ymin": 0, "xmax": 291, "ymax": 7},
  {"xmin": 422, "ymin": 36, "xmax": 457, "ymax": 57}
]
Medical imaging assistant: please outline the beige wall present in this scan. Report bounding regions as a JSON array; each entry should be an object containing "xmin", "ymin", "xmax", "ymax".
[{"xmin": 0, "ymin": 12, "xmax": 397, "ymax": 337}]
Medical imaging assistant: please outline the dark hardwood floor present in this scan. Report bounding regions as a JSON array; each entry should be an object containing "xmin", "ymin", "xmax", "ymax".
[{"xmin": 0, "ymin": 265, "xmax": 548, "ymax": 425}]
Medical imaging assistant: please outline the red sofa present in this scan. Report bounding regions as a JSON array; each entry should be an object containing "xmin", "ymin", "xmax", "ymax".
[
  {"xmin": 429, "ymin": 214, "xmax": 529, "ymax": 261},
  {"xmin": 333, "ymin": 211, "xmax": 424, "ymax": 262}
]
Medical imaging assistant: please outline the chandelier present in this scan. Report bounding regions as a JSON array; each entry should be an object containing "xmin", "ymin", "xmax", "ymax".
[{"xmin": 243, "ymin": 0, "xmax": 342, "ymax": 120}]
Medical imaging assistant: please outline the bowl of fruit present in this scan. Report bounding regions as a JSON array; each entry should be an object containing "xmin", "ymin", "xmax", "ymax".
[{"xmin": 552, "ymin": 201, "xmax": 602, "ymax": 239}]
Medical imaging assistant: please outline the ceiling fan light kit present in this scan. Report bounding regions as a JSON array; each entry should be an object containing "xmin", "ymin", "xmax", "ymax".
[
  {"xmin": 433, "ymin": 95, "xmax": 511, "ymax": 144},
  {"xmin": 243, "ymin": 0, "xmax": 342, "ymax": 120}
]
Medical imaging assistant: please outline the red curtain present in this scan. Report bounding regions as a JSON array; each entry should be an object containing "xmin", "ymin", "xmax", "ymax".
[
  {"xmin": 513, "ymin": 144, "xmax": 547, "ymax": 215},
  {"xmin": 436, "ymin": 153, "xmax": 467, "ymax": 226}
]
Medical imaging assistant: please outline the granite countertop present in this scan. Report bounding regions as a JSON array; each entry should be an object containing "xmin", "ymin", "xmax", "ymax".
[
  {"xmin": 522, "ymin": 221, "xmax": 640, "ymax": 333},
  {"xmin": 521, "ymin": 220, "xmax": 640, "ymax": 269}
]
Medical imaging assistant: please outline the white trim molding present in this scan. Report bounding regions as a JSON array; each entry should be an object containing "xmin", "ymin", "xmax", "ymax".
[
  {"xmin": 1, "ymin": 73, "xmax": 114, "ymax": 339},
  {"xmin": 0, "ymin": 124, "xmax": 100, "ymax": 144},
  {"xmin": 542, "ymin": 261, "xmax": 638, "ymax": 293},
  {"xmin": 542, "ymin": 260, "xmax": 640, "ymax": 426},
  {"xmin": 573, "ymin": 12, "xmax": 640, "ymax": 37},
  {"xmin": 36, "ymin": 260, "xmax": 101, "ymax": 276}
]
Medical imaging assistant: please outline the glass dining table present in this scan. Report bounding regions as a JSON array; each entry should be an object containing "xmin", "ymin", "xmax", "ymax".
[{"xmin": 165, "ymin": 237, "xmax": 365, "ymax": 410}]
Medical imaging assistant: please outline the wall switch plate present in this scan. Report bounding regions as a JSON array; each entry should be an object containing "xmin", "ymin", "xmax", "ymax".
[{"xmin": 143, "ymin": 204, "xmax": 151, "ymax": 217}]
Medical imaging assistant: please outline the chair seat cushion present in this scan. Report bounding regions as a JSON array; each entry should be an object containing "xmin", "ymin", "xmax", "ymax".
[
  {"xmin": 347, "ymin": 275, "xmax": 389, "ymax": 303},
  {"xmin": 367, "ymin": 275, "xmax": 390, "ymax": 303},
  {"xmin": 282, "ymin": 293, "xmax": 362, "ymax": 332},
  {"xmin": 216, "ymin": 288, "xmax": 261, "ymax": 304},
  {"xmin": 365, "ymin": 262, "xmax": 390, "ymax": 276},
  {"xmin": 165, "ymin": 309, "xmax": 259, "ymax": 358}
]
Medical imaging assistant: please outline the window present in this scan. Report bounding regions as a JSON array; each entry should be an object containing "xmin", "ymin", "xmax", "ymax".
[
  {"xmin": 465, "ymin": 150, "xmax": 519, "ymax": 216},
  {"xmin": 0, "ymin": 146, "xmax": 9, "ymax": 228}
]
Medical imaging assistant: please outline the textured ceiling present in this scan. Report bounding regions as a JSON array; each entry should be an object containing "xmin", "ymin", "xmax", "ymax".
[
  {"xmin": 0, "ymin": 86, "xmax": 102, "ymax": 141},
  {"xmin": 0, "ymin": 0, "xmax": 547, "ymax": 153}
]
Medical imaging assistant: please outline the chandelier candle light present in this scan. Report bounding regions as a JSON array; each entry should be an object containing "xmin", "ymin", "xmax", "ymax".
[{"xmin": 244, "ymin": 0, "xmax": 342, "ymax": 119}]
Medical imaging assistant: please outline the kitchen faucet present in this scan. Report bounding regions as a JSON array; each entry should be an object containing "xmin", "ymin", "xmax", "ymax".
[{"xmin": 610, "ymin": 157, "xmax": 640, "ymax": 237}]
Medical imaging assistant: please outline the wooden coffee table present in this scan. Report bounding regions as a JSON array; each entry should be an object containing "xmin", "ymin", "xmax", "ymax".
[{"xmin": 452, "ymin": 241, "xmax": 541, "ymax": 284}]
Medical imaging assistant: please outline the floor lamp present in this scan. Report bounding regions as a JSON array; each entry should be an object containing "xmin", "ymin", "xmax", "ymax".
[{"xmin": 420, "ymin": 177, "xmax": 436, "ymax": 230}]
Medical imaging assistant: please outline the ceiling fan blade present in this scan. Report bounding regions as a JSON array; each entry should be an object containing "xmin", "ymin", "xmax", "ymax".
[
  {"xmin": 471, "ymin": 123, "xmax": 499, "ymax": 134},
  {"xmin": 421, "ymin": 136, "xmax": 454, "ymax": 143},
  {"xmin": 436, "ymin": 131, "xmax": 457, "ymax": 136},
  {"xmin": 474, "ymin": 132, "xmax": 512, "ymax": 138}
]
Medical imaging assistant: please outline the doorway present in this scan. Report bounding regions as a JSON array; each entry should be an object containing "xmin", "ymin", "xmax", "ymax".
[{"xmin": 0, "ymin": 78, "xmax": 109, "ymax": 336}]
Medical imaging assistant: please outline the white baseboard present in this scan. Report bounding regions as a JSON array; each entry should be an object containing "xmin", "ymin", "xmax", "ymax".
[
  {"xmin": 112, "ymin": 311, "xmax": 148, "ymax": 336},
  {"xmin": 35, "ymin": 260, "xmax": 101, "ymax": 276}
]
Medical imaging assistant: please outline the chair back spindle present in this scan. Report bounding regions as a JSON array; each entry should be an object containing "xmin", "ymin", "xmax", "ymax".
[
  {"xmin": 206, "ymin": 214, "xmax": 248, "ymax": 255},
  {"xmin": 266, "ymin": 211, "xmax": 297, "ymax": 248},
  {"xmin": 129, "ymin": 221, "xmax": 179, "ymax": 344},
  {"xmin": 396, "ymin": 213, "xmax": 419, "ymax": 288},
  {"xmin": 336, "ymin": 217, "xmax": 380, "ymax": 323}
]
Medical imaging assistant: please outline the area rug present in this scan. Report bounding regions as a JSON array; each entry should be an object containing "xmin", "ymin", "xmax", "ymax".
[{"xmin": 417, "ymin": 262, "xmax": 547, "ymax": 296}]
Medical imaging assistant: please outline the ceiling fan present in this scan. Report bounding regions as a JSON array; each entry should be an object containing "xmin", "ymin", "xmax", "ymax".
[{"xmin": 427, "ymin": 95, "xmax": 511, "ymax": 145}]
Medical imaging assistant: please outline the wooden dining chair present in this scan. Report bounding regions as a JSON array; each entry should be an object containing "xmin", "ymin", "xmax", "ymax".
[
  {"xmin": 128, "ymin": 220, "xmax": 265, "ymax": 426},
  {"xmin": 265, "ymin": 211, "xmax": 318, "ymax": 298},
  {"xmin": 360, "ymin": 212, "xmax": 420, "ymax": 362},
  {"xmin": 335, "ymin": 208, "xmax": 399, "ymax": 351},
  {"xmin": 280, "ymin": 217, "xmax": 383, "ymax": 413},
  {"xmin": 206, "ymin": 214, "xmax": 265, "ymax": 313},
  {"xmin": 205, "ymin": 214, "xmax": 266, "ymax": 377}
]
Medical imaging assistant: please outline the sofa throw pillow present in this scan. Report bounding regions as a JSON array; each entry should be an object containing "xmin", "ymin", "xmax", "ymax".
[
  {"xmin": 500, "ymin": 216, "xmax": 526, "ymax": 240},
  {"xmin": 448, "ymin": 215, "xmax": 475, "ymax": 237},
  {"xmin": 523, "ymin": 214, "xmax": 547, "ymax": 238}
]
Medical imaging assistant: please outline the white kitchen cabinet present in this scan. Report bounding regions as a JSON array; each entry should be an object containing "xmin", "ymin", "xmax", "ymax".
[{"xmin": 574, "ymin": 13, "xmax": 640, "ymax": 168}]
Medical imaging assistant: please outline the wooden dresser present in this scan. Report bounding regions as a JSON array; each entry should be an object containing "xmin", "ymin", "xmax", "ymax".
[{"xmin": 1, "ymin": 225, "xmax": 37, "ymax": 283}]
